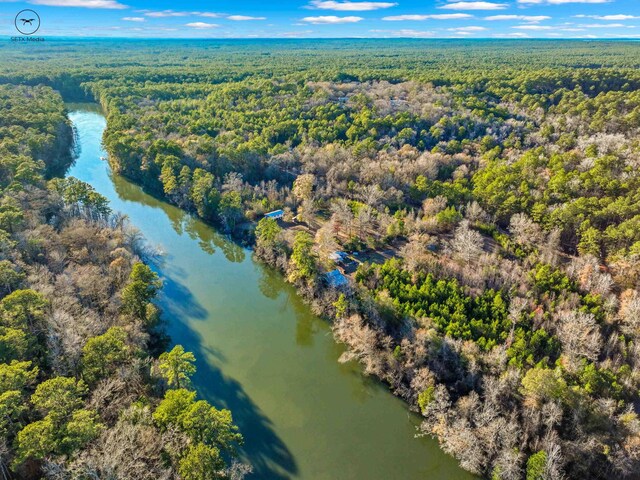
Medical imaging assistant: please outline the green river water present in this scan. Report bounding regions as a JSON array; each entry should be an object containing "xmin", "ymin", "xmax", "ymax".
[{"xmin": 66, "ymin": 104, "xmax": 473, "ymax": 480}]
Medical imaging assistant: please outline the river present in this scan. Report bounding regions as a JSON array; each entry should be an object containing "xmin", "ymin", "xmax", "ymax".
[{"xmin": 66, "ymin": 104, "xmax": 473, "ymax": 480}]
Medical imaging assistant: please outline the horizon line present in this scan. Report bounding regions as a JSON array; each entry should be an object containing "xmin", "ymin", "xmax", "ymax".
[{"xmin": 3, "ymin": 35, "xmax": 640, "ymax": 41}]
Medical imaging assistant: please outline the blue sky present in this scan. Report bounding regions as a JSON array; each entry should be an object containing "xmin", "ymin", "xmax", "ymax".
[{"xmin": 1, "ymin": 0, "xmax": 639, "ymax": 38}]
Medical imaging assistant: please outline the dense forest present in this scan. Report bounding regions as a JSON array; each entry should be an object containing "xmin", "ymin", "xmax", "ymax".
[
  {"xmin": 2, "ymin": 39, "xmax": 640, "ymax": 479},
  {"xmin": 0, "ymin": 84, "xmax": 248, "ymax": 478}
]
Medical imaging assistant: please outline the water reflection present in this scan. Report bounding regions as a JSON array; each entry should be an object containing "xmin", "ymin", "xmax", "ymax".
[
  {"xmin": 255, "ymin": 262, "xmax": 322, "ymax": 348},
  {"xmin": 257, "ymin": 265, "xmax": 284, "ymax": 301},
  {"xmin": 110, "ymin": 171, "xmax": 245, "ymax": 263}
]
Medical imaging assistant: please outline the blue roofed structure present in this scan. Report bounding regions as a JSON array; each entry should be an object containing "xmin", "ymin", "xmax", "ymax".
[
  {"xmin": 325, "ymin": 269, "xmax": 348, "ymax": 288},
  {"xmin": 264, "ymin": 209, "xmax": 284, "ymax": 220}
]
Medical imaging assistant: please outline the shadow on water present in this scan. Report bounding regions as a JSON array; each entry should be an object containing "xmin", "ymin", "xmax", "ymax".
[
  {"xmin": 99, "ymin": 144, "xmax": 298, "ymax": 477},
  {"xmin": 161, "ymin": 272, "xmax": 298, "ymax": 479},
  {"xmin": 160, "ymin": 274, "xmax": 209, "ymax": 322},
  {"xmin": 110, "ymin": 182, "xmax": 298, "ymax": 476},
  {"xmin": 193, "ymin": 347, "xmax": 299, "ymax": 479}
]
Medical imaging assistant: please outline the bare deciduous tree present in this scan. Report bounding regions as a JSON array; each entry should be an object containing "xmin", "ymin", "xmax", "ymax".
[
  {"xmin": 465, "ymin": 201, "xmax": 489, "ymax": 223},
  {"xmin": 619, "ymin": 289, "xmax": 640, "ymax": 336},
  {"xmin": 509, "ymin": 213, "xmax": 543, "ymax": 247},
  {"xmin": 452, "ymin": 220, "xmax": 483, "ymax": 263},
  {"xmin": 557, "ymin": 310, "xmax": 603, "ymax": 368}
]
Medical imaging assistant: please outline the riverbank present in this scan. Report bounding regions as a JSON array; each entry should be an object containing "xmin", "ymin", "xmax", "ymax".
[
  {"xmin": 0, "ymin": 84, "xmax": 227, "ymax": 479},
  {"xmin": 66, "ymin": 104, "xmax": 474, "ymax": 479}
]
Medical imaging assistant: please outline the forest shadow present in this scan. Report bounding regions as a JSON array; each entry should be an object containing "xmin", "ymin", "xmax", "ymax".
[
  {"xmin": 192, "ymin": 355, "xmax": 299, "ymax": 480},
  {"xmin": 161, "ymin": 272, "xmax": 298, "ymax": 479},
  {"xmin": 160, "ymin": 273, "xmax": 209, "ymax": 321}
]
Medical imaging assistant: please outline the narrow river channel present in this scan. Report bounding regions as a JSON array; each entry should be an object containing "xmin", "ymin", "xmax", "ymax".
[{"xmin": 66, "ymin": 104, "xmax": 473, "ymax": 480}]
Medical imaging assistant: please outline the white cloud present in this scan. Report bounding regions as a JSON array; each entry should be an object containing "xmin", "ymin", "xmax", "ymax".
[
  {"xmin": 29, "ymin": 0, "xmax": 127, "ymax": 8},
  {"xmin": 382, "ymin": 14, "xmax": 473, "ymax": 21},
  {"xmin": 512, "ymin": 24, "xmax": 553, "ymax": 29},
  {"xmin": 371, "ymin": 28, "xmax": 436, "ymax": 37},
  {"xmin": 448, "ymin": 25, "xmax": 487, "ymax": 35},
  {"xmin": 144, "ymin": 10, "xmax": 190, "ymax": 17},
  {"xmin": 448, "ymin": 26, "xmax": 487, "ymax": 31},
  {"xmin": 227, "ymin": 15, "xmax": 266, "ymax": 21},
  {"xmin": 441, "ymin": 2, "xmax": 508, "ymax": 10},
  {"xmin": 485, "ymin": 15, "xmax": 551, "ymax": 22},
  {"xmin": 493, "ymin": 32, "xmax": 530, "ymax": 37},
  {"xmin": 185, "ymin": 22, "xmax": 218, "ymax": 29},
  {"xmin": 429, "ymin": 13, "xmax": 474, "ymax": 19},
  {"xmin": 575, "ymin": 14, "xmax": 640, "ymax": 20},
  {"xmin": 518, "ymin": 0, "xmax": 610, "ymax": 4},
  {"xmin": 122, "ymin": 16, "xmax": 144, "ymax": 22},
  {"xmin": 307, "ymin": 0, "xmax": 397, "ymax": 10},
  {"xmin": 393, "ymin": 29, "xmax": 434, "ymax": 37},
  {"xmin": 579, "ymin": 23, "xmax": 633, "ymax": 28},
  {"xmin": 301, "ymin": 15, "xmax": 363, "ymax": 23},
  {"xmin": 141, "ymin": 10, "xmax": 222, "ymax": 18}
]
